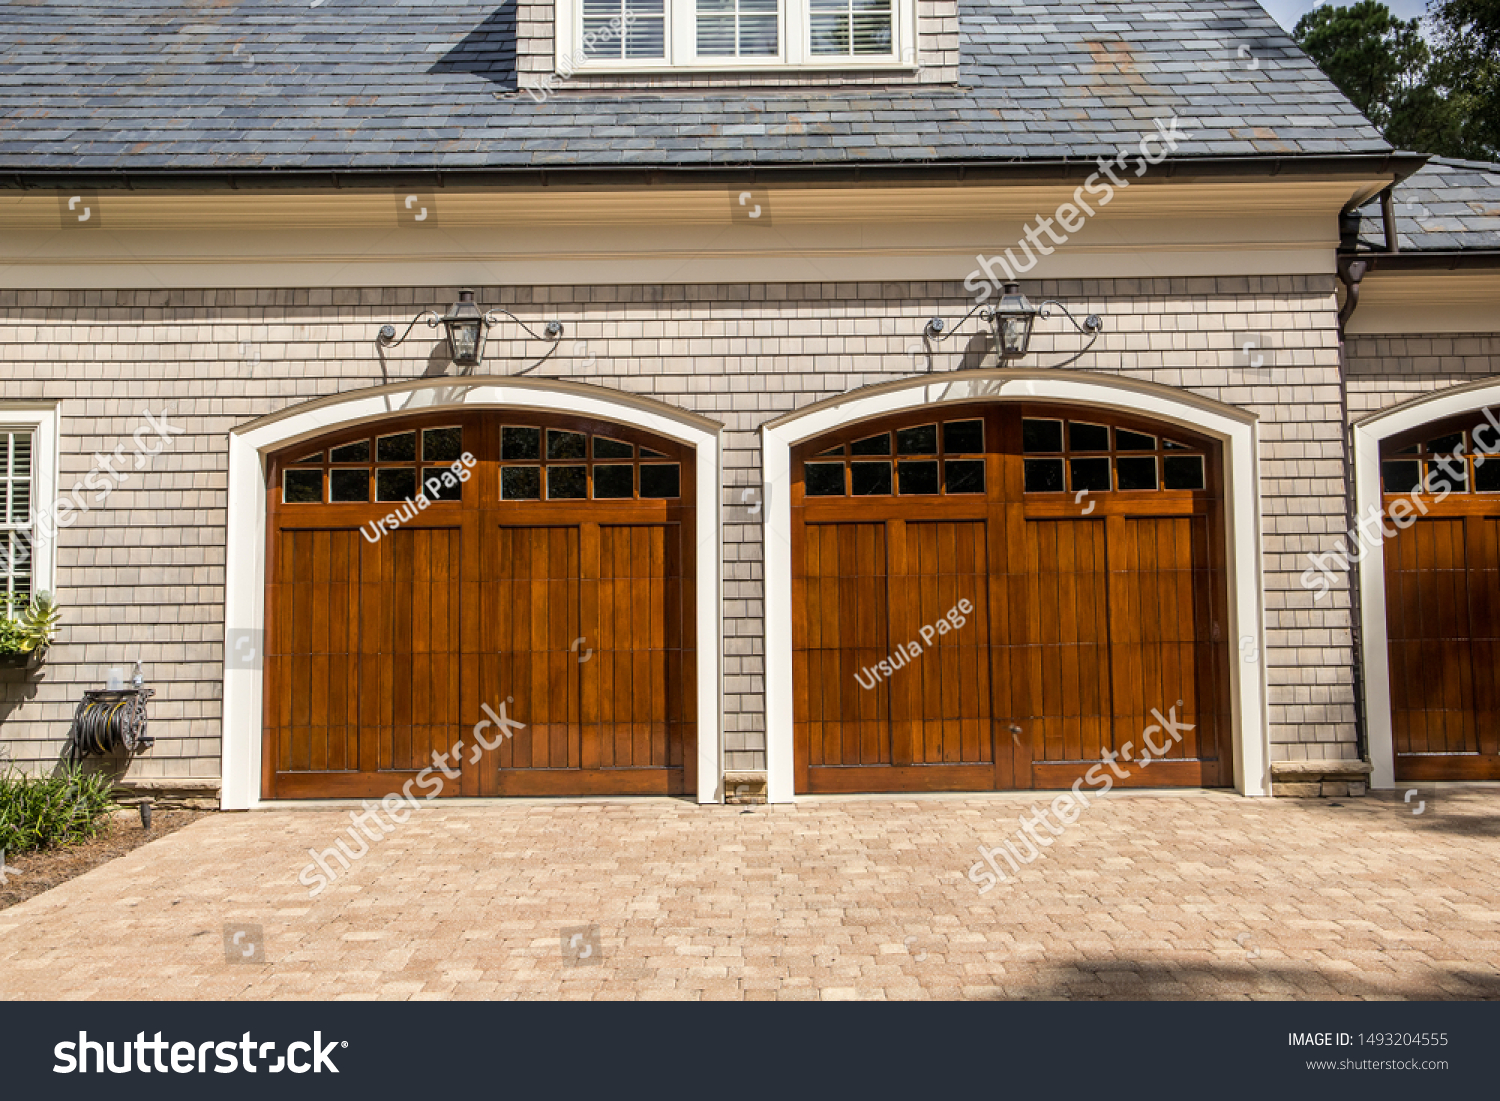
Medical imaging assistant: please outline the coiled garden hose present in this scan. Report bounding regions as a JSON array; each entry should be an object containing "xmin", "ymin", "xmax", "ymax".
[{"xmin": 66, "ymin": 688, "xmax": 155, "ymax": 764}]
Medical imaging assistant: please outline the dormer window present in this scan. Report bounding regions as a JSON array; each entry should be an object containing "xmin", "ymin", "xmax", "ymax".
[
  {"xmin": 582, "ymin": 0, "xmax": 667, "ymax": 58},
  {"xmin": 698, "ymin": 0, "xmax": 779, "ymax": 57},
  {"xmin": 554, "ymin": 0, "xmax": 915, "ymax": 72},
  {"xmin": 809, "ymin": 0, "xmax": 892, "ymax": 56}
]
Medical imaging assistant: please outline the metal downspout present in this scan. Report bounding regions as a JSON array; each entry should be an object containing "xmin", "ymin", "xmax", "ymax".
[{"xmin": 1336, "ymin": 215, "xmax": 1370, "ymax": 765}]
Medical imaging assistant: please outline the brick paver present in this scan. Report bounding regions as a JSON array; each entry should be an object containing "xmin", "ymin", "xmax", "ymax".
[{"xmin": 1, "ymin": 789, "xmax": 1496, "ymax": 1000}]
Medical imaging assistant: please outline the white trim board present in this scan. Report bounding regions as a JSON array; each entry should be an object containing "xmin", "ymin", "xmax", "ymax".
[
  {"xmin": 1352, "ymin": 378, "xmax": 1500, "ymax": 791},
  {"xmin": 222, "ymin": 377, "xmax": 724, "ymax": 810},
  {"xmin": 759, "ymin": 369, "xmax": 1270, "ymax": 802}
]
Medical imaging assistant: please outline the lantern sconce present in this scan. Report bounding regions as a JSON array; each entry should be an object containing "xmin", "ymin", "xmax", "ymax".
[
  {"xmin": 378, "ymin": 289, "xmax": 564, "ymax": 373},
  {"xmin": 921, "ymin": 282, "xmax": 1103, "ymax": 369}
]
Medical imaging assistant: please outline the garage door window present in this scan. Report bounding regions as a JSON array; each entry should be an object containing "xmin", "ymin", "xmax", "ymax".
[
  {"xmin": 499, "ymin": 424, "xmax": 681, "ymax": 501},
  {"xmin": 280, "ymin": 426, "xmax": 466, "ymax": 504},
  {"xmin": 1023, "ymin": 417, "xmax": 1206, "ymax": 495},
  {"xmin": 802, "ymin": 417, "xmax": 985, "ymax": 497},
  {"xmin": 1381, "ymin": 422, "xmax": 1500, "ymax": 495}
]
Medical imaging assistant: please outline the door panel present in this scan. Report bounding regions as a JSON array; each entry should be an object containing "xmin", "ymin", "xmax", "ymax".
[
  {"xmin": 1106, "ymin": 515, "xmax": 1221, "ymax": 784},
  {"xmin": 900, "ymin": 521, "xmax": 991, "ymax": 767},
  {"xmin": 1379, "ymin": 412, "xmax": 1500, "ymax": 781},
  {"xmin": 596, "ymin": 523, "xmax": 688, "ymax": 773},
  {"xmin": 485, "ymin": 525, "xmax": 581, "ymax": 778},
  {"xmin": 1026, "ymin": 518, "xmax": 1111, "ymax": 773},
  {"xmin": 795, "ymin": 522, "xmax": 892, "ymax": 777},
  {"xmin": 1385, "ymin": 515, "xmax": 1500, "ymax": 778},
  {"xmin": 267, "ymin": 525, "xmax": 463, "ymax": 798}
]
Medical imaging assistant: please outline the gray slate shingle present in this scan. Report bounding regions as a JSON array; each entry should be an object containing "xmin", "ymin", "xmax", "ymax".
[
  {"xmin": 0, "ymin": 0, "xmax": 1388, "ymax": 171},
  {"xmin": 1358, "ymin": 157, "xmax": 1500, "ymax": 253}
]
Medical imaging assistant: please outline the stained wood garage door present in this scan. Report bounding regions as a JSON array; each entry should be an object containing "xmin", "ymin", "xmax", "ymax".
[
  {"xmin": 263, "ymin": 411, "xmax": 695, "ymax": 799},
  {"xmin": 792, "ymin": 405, "xmax": 1232, "ymax": 793},
  {"xmin": 1380, "ymin": 412, "xmax": 1500, "ymax": 781}
]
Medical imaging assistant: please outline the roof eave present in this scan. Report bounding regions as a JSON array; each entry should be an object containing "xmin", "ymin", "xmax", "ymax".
[
  {"xmin": 1355, "ymin": 251, "xmax": 1500, "ymax": 272},
  {"xmin": 0, "ymin": 152, "xmax": 1426, "ymax": 192}
]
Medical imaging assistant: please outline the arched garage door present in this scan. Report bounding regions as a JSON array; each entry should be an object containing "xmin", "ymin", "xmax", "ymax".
[
  {"xmin": 263, "ymin": 411, "xmax": 696, "ymax": 799},
  {"xmin": 791, "ymin": 404, "xmax": 1232, "ymax": 793},
  {"xmin": 1379, "ymin": 411, "xmax": 1500, "ymax": 781}
]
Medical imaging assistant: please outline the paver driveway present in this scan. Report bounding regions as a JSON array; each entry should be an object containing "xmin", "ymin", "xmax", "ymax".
[{"xmin": 1, "ymin": 789, "xmax": 1497, "ymax": 1000}]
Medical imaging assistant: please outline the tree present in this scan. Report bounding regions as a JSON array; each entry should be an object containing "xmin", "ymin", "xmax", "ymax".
[
  {"xmin": 1293, "ymin": 1, "xmax": 1467, "ymax": 157},
  {"xmin": 1429, "ymin": 0, "xmax": 1500, "ymax": 158}
]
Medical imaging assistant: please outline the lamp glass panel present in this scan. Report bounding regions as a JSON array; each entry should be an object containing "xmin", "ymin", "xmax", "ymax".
[{"xmin": 447, "ymin": 320, "xmax": 482, "ymax": 363}]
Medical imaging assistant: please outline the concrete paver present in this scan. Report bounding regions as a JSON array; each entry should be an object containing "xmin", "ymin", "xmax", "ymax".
[{"xmin": 0, "ymin": 789, "xmax": 1496, "ymax": 1000}]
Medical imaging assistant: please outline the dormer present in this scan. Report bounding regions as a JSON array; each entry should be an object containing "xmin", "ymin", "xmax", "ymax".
[{"xmin": 518, "ymin": 0, "xmax": 958, "ymax": 92}]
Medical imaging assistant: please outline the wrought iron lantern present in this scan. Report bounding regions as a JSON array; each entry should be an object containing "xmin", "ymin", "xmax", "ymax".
[
  {"xmin": 441, "ymin": 288, "xmax": 487, "ymax": 367},
  {"xmin": 378, "ymin": 289, "xmax": 563, "ymax": 373},
  {"xmin": 921, "ymin": 281, "xmax": 1103, "ymax": 370},
  {"xmin": 986, "ymin": 282, "xmax": 1040, "ymax": 360}
]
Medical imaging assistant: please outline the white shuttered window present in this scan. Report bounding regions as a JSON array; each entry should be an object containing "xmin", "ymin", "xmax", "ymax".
[
  {"xmin": 0, "ymin": 429, "xmax": 33, "ymax": 605},
  {"xmin": 555, "ymin": 0, "xmax": 912, "ymax": 71}
]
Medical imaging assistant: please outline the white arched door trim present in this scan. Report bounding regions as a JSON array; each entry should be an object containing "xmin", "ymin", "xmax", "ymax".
[
  {"xmin": 1353, "ymin": 378, "xmax": 1500, "ymax": 791},
  {"xmin": 761, "ymin": 369, "xmax": 1269, "ymax": 802},
  {"xmin": 221, "ymin": 376, "xmax": 724, "ymax": 809}
]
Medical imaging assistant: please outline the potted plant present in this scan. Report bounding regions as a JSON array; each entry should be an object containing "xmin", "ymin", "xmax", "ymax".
[{"xmin": 0, "ymin": 591, "xmax": 60, "ymax": 670}]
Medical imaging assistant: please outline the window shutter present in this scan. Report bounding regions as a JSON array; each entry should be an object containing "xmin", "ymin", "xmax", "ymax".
[
  {"xmin": 1, "ymin": 430, "xmax": 33, "ymax": 601},
  {"xmin": 810, "ymin": 0, "xmax": 891, "ymax": 56},
  {"xmin": 697, "ymin": 0, "xmax": 779, "ymax": 58},
  {"xmin": 582, "ymin": 0, "xmax": 667, "ymax": 59}
]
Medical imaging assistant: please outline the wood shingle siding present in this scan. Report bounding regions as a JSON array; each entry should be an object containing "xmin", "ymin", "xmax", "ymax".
[{"xmin": 0, "ymin": 275, "xmax": 1360, "ymax": 785}]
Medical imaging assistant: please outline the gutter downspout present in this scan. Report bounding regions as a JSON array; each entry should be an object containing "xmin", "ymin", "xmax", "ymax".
[
  {"xmin": 1336, "ymin": 215, "xmax": 1370, "ymax": 766},
  {"xmin": 1380, "ymin": 188, "xmax": 1401, "ymax": 254}
]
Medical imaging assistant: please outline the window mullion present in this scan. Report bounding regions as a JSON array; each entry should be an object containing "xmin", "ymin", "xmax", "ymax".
[
  {"xmin": 785, "ymin": 0, "xmax": 804, "ymax": 64},
  {"xmin": 675, "ymin": 0, "xmax": 695, "ymax": 64}
]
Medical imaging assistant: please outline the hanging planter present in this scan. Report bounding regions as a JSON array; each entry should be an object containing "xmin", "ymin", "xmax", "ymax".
[
  {"xmin": 0, "ymin": 648, "xmax": 44, "ymax": 671},
  {"xmin": 0, "ymin": 591, "xmax": 61, "ymax": 671}
]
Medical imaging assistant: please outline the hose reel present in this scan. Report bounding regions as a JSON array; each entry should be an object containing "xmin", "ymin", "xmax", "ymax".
[{"xmin": 67, "ymin": 687, "xmax": 155, "ymax": 764}]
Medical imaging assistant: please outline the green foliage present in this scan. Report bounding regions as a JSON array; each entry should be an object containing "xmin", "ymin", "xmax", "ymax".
[
  {"xmin": 1430, "ymin": 0, "xmax": 1500, "ymax": 159},
  {"xmin": 0, "ymin": 614, "xmax": 25, "ymax": 656},
  {"xmin": 1294, "ymin": 0, "xmax": 1498, "ymax": 161},
  {"xmin": 1295, "ymin": 1, "xmax": 1432, "ymax": 123},
  {"xmin": 0, "ymin": 764, "xmax": 117, "ymax": 855},
  {"xmin": 0, "ymin": 590, "xmax": 60, "ymax": 655},
  {"xmin": 17, "ymin": 591, "xmax": 60, "ymax": 653}
]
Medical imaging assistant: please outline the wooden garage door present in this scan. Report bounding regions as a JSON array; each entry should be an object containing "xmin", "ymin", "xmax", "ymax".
[
  {"xmin": 1380, "ymin": 414, "xmax": 1500, "ymax": 781},
  {"xmin": 264, "ymin": 411, "xmax": 695, "ymax": 799},
  {"xmin": 792, "ymin": 405, "xmax": 1231, "ymax": 793}
]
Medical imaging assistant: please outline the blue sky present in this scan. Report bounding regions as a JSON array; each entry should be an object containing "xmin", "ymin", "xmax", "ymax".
[{"xmin": 1259, "ymin": 0, "xmax": 1432, "ymax": 31}]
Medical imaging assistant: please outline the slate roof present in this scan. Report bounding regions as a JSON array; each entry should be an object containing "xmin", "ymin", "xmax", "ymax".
[
  {"xmin": 1357, "ymin": 158, "xmax": 1500, "ymax": 253},
  {"xmin": 0, "ymin": 0, "xmax": 1390, "ymax": 173}
]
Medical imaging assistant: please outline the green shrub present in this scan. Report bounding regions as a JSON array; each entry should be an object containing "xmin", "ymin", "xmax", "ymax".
[{"xmin": 0, "ymin": 764, "xmax": 117, "ymax": 855}]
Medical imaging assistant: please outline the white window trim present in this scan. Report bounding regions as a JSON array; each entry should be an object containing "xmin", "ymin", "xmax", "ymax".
[
  {"xmin": 555, "ymin": 0, "xmax": 917, "ymax": 74},
  {"xmin": 0, "ymin": 402, "xmax": 59, "ymax": 602},
  {"xmin": 223, "ymin": 377, "xmax": 724, "ymax": 811}
]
